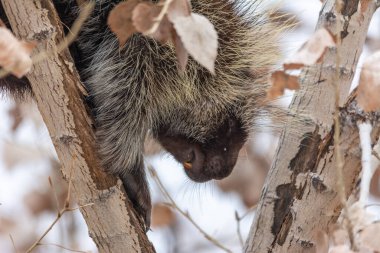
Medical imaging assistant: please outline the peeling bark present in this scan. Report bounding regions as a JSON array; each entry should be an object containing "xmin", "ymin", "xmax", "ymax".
[
  {"xmin": 0, "ymin": 1, "xmax": 155, "ymax": 252},
  {"xmin": 245, "ymin": 1, "xmax": 379, "ymax": 252}
]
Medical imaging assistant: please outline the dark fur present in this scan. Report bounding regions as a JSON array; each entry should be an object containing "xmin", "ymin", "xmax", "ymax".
[{"xmin": 1, "ymin": 0, "xmax": 283, "ymax": 230}]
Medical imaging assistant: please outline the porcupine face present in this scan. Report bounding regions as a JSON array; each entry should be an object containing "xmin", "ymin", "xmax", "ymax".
[{"xmin": 157, "ymin": 117, "xmax": 248, "ymax": 182}]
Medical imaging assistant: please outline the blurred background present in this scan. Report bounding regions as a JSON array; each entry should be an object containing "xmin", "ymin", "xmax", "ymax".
[{"xmin": 1, "ymin": 1, "xmax": 380, "ymax": 252}]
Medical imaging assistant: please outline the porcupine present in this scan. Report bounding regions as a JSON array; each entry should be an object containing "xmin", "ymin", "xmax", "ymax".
[{"xmin": 0, "ymin": 0, "xmax": 284, "ymax": 230}]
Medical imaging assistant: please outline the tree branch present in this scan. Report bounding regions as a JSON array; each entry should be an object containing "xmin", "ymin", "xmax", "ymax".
[
  {"xmin": 245, "ymin": 1, "xmax": 379, "ymax": 252},
  {"xmin": 0, "ymin": 0, "xmax": 155, "ymax": 252}
]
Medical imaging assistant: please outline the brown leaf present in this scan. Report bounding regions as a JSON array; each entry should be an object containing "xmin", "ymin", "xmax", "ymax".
[
  {"xmin": 267, "ymin": 70, "xmax": 299, "ymax": 99},
  {"xmin": 133, "ymin": 2, "xmax": 173, "ymax": 43},
  {"xmin": 167, "ymin": 0, "xmax": 191, "ymax": 22},
  {"xmin": 314, "ymin": 230, "xmax": 329, "ymax": 253},
  {"xmin": 151, "ymin": 203, "xmax": 176, "ymax": 228},
  {"xmin": 284, "ymin": 28, "xmax": 336, "ymax": 70},
  {"xmin": 357, "ymin": 51, "xmax": 380, "ymax": 112},
  {"xmin": 132, "ymin": 3, "xmax": 160, "ymax": 33},
  {"xmin": 172, "ymin": 13, "xmax": 218, "ymax": 74},
  {"xmin": 151, "ymin": 15, "xmax": 174, "ymax": 43},
  {"xmin": 172, "ymin": 30, "xmax": 189, "ymax": 72},
  {"xmin": 0, "ymin": 27, "xmax": 34, "ymax": 78},
  {"xmin": 166, "ymin": 0, "xmax": 191, "ymax": 71},
  {"xmin": 360, "ymin": 0, "xmax": 370, "ymax": 13},
  {"xmin": 369, "ymin": 166, "xmax": 380, "ymax": 197},
  {"xmin": 107, "ymin": 0, "xmax": 139, "ymax": 47}
]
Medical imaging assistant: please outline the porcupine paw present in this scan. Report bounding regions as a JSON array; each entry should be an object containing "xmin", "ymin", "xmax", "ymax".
[{"xmin": 119, "ymin": 171, "xmax": 152, "ymax": 232}]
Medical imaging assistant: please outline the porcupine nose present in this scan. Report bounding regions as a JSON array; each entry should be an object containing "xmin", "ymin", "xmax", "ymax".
[{"xmin": 207, "ymin": 156, "xmax": 232, "ymax": 180}]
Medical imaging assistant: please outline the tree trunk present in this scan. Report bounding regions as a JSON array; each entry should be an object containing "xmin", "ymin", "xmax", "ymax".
[
  {"xmin": 245, "ymin": 1, "xmax": 380, "ymax": 252},
  {"xmin": 0, "ymin": 1, "xmax": 155, "ymax": 252}
]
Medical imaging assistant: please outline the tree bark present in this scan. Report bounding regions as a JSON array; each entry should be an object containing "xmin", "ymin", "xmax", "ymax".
[
  {"xmin": 1, "ymin": 1, "xmax": 155, "ymax": 252},
  {"xmin": 245, "ymin": 1, "xmax": 380, "ymax": 252}
]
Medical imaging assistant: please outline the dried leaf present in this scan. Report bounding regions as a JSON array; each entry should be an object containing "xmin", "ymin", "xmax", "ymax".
[
  {"xmin": 151, "ymin": 15, "xmax": 174, "ymax": 43},
  {"xmin": 132, "ymin": 3, "xmax": 160, "ymax": 33},
  {"xmin": 314, "ymin": 230, "xmax": 329, "ymax": 253},
  {"xmin": 167, "ymin": 0, "xmax": 191, "ymax": 21},
  {"xmin": 167, "ymin": 0, "xmax": 191, "ymax": 71},
  {"xmin": 151, "ymin": 203, "xmax": 176, "ymax": 228},
  {"xmin": 360, "ymin": 0, "xmax": 370, "ymax": 13},
  {"xmin": 172, "ymin": 30, "xmax": 189, "ymax": 72},
  {"xmin": 357, "ymin": 51, "xmax": 380, "ymax": 112},
  {"xmin": 133, "ymin": 2, "xmax": 173, "ymax": 43},
  {"xmin": 267, "ymin": 70, "xmax": 299, "ymax": 99},
  {"xmin": 0, "ymin": 27, "xmax": 34, "ymax": 78},
  {"xmin": 369, "ymin": 167, "xmax": 380, "ymax": 197},
  {"xmin": 284, "ymin": 28, "xmax": 336, "ymax": 70},
  {"xmin": 107, "ymin": 0, "xmax": 139, "ymax": 46},
  {"xmin": 172, "ymin": 13, "xmax": 218, "ymax": 74}
]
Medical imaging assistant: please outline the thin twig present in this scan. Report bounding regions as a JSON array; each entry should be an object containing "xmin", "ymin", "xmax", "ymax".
[
  {"xmin": 234, "ymin": 204, "xmax": 258, "ymax": 248},
  {"xmin": 48, "ymin": 176, "xmax": 61, "ymax": 213},
  {"xmin": 9, "ymin": 234, "xmax": 17, "ymax": 253},
  {"xmin": 25, "ymin": 202, "xmax": 94, "ymax": 253},
  {"xmin": 25, "ymin": 211, "xmax": 63, "ymax": 253},
  {"xmin": 234, "ymin": 211, "xmax": 244, "ymax": 248},
  {"xmin": 65, "ymin": 160, "xmax": 75, "ymax": 208},
  {"xmin": 25, "ymin": 167, "xmax": 93, "ymax": 253},
  {"xmin": 372, "ymin": 150, "xmax": 380, "ymax": 161},
  {"xmin": 37, "ymin": 243, "xmax": 91, "ymax": 253},
  {"xmin": 148, "ymin": 166, "xmax": 233, "ymax": 253}
]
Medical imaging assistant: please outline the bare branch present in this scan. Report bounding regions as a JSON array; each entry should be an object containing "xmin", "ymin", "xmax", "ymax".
[
  {"xmin": 245, "ymin": 1, "xmax": 380, "ymax": 252},
  {"xmin": 0, "ymin": 0, "xmax": 156, "ymax": 252}
]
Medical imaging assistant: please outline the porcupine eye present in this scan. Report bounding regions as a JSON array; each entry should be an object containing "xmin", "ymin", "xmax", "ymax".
[{"xmin": 156, "ymin": 116, "xmax": 248, "ymax": 182}]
